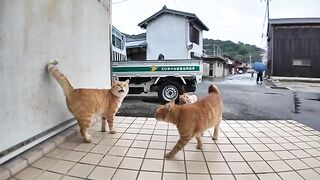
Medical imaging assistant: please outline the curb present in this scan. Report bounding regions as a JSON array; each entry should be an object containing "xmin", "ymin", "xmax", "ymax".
[{"xmin": 0, "ymin": 125, "xmax": 78, "ymax": 179}]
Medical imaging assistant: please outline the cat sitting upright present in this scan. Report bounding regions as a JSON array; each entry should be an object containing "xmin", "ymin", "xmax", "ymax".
[
  {"xmin": 47, "ymin": 60, "xmax": 129, "ymax": 143},
  {"xmin": 155, "ymin": 84, "xmax": 223, "ymax": 158},
  {"xmin": 178, "ymin": 85, "xmax": 197, "ymax": 104}
]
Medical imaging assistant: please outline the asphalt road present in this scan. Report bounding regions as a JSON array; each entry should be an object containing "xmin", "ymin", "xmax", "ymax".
[{"xmin": 117, "ymin": 73, "xmax": 320, "ymax": 130}]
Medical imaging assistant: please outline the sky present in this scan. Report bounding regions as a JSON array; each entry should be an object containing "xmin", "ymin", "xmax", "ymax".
[{"xmin": 112, "ymin": 0, "xmax": 320, "ymax": 48}]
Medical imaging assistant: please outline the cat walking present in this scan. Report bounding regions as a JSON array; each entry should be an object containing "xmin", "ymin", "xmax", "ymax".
[
  {"xmin": 155, "ymin": 84, "xmax": 222, "ymax": 158},
  {"xmin": 47, "ymin": 60, "xmax": 129, "ymax": 143}
]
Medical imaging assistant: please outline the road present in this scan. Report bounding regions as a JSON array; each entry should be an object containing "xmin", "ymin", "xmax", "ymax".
[{"xmin": 117, "ymin": 73, "xmax": 320, "ymax": 130}]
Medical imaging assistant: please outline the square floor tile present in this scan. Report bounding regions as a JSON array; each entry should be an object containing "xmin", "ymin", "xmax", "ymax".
[
  {"xmin": 88, "ymin": 166, "xmax": 115, "ymax": 180},
  {"xmin": 267, "ymin": 160, "xmax": 292, "ymax": 172},
  {"xmin": 240, "ymin": 152, "xmax": 263, "ymax": 161},
  {"xmin": 222, "ymin": 152, "xmax": 244, "ymax": 162},
  {"xmin": 186, "ymin": 161, "xmax": 209, "ymax": 173},
  {"xmin": 207, "ymin": 162, "xmax": 231, "ymax": 174},
  {"xmin": 145, "ymin": 149, "xmax": 165, "ymax": 159},
  {"xmin": 258, "ymin": 152, "xmax": 280, "ymax": 161},
  {"xmin": 120, "ymin": 157, "xmax": 143, "ymax": 170},
  {"xmin": 35, "ymin": 171, "xmax": 62, "ymax": 180},
  {"xmin": 266, "ymin": 143, "xmax": 285, "ymax": 151},
  {"xmin": 203, "ymin": 152, "xmax": 224, "ymax": 162},
  {"xmin": 74, "ymin": 143, "xmax": 94, "ymax": 152},
  {"xmin": 301, "ymin": 157, "xmax": 320, "ymax": 168},
  {"xmin": 257, "ymin": 173, "xmax": 282, "ymax": 180},
  {"xmin": 297, "ymin": 169, "xmax": 320, "ymax": 179},
  {"xmin": 185, "ymin": 151, "xmax": 204, "ymax": 161},
  {"xmin": 126, "ymin": 148, "xmax": 146, "ymax": 158},
  {"xmin": 15, "ymin": 167, "xmax": 43, "ymax": 180},
  {"xmin": 99, "ymin": 155, "xmax": 123, "ymax": 167},
  {"xmin": 290, "ymin": 150, "xmax": 312, "ymax": 158},
  {"xmin": 48, "ymin": 160, "xmax": 75, "ymax": 174},
  {"xmin": 47, "ymin": 148, "xmax": 70, "ymax": 159},
  {"xmin": 188, "ymin": 174, "xmax": 211, "ymax": 180},
  {"xmin": 67, "ymin": 163, "xmax": 95, "ymax": 178},
  {"xmin": 162, "ymin": 173, "xmax": 186, "ymax": 180},
  {"xmin": 132, "ymin": 140, "xmax": 149, "ymax": 148},
  {"xmin": 251, "ymin": 144, "xmax": 270, "ymax": 151},
  {"xmin": 115, "ymin": 139, "xmax": 133, "ymax": 147},
  {"xmin": 248, "ymin": 161, "xmax": 274, "ymax": 173},
  {"xmin": 218, "ymin": 145, "xmax": 237, "ymax": 152},
  {"xmin": 112, "ymin": 169, "xmax": 138, "ymax": 180},
  {"xmin": 99, "ymin": 138, "xmax": 117, "ymax": 145},
  {"xmin": 228, "ymin": 162, "xmax": 252, "ymax": 174},
  {"xmin": 164, "ymin": 160, "xmax": 186, "ymax": 173},
  {"xmin": 108, "ymin": 146, "xmax": 129, "ymax": 156},
  {"xmin": 63, "ymin": 151, "xmax": 86, "ymax": 162},
  {"xmin": 234, "ymin": 174, "xmax": 259, "ymax": 180},
  {"xmin": 278, "ymin": 171, "xmax": 304, "ymax": 180},
  {"xmin": 32, "ymin": 157, "xmax": 58, "ymax": 170},
  {"xmin": 234, "ymin": 144, "xmax": 254, "ymax": 152},
  {"xmin": 60, "ymin": 175, "xmax": 83, "ymax": 180},
  {"xmin": 90, "ymin": 144, "xmax": 111, "ymax": 154},
  {"xmin": 285, "ymin": 159, "xmax": 309, "ymax": 170},
  {"xmin": 274, "ymin": 150, "xmax": 296, "ymax": 160},
  {"xmin": 149, "ymin": 141, "xmax": 166, "ymax": 149},
  {"xmin": 137, "ymin": 171, "xmax": 162, "ymax": 180},
  {"xmin": 141, "ymin": 159, "xmax": 163, "ymax": 172},
  {"xmin": 80, "ymin": 153, "xmax": 103, "ymax": 165},
  {"xmin": 211, "ymin": 175, "xmax": 235, "ymax": 180}
]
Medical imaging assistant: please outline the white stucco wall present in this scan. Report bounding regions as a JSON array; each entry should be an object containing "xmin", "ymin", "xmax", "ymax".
[
  {"xmin": 214, "ymin": 61, "xmax": 224, "ymax": 77},
  {"xmin": 0, "ymin": 0, "xmax": 111, "ymax": 153},
  {"xmin": 202, "ymin": 62, "xmax": 210, "ymax": 76},
  {"xmin": 146, "ymin": 14, "xmax": 188, "ymax": 60}
]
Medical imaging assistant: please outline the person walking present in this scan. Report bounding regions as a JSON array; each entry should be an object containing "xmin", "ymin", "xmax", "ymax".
[{"xmin": 256, "ymin": 71, "xmax": 263, "ymax": 84}]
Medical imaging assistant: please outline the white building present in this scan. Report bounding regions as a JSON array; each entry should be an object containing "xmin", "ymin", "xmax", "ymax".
[
  {"xmin": 0, "ymin": 0, "xmax": 112, "ymax": 164},
  {"xmin": 112, "ymin": 26, "xmax": 127, "ymax": 61},
  {"xmin": 138, "ymin": 6, "xmax": 209, "ymax": 60}
]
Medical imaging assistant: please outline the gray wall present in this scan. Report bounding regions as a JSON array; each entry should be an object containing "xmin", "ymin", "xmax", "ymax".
[{"xmin": 0, "ymin": 0, "xmax": 111, "ymax": 153}]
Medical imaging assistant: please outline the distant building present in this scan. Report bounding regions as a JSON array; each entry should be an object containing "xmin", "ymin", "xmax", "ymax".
[
  {"xmin": 267, "ymin": 18, "xmax": 320, "ymax": 78},
  {"xmin": 137, "ymin": 5, "xmax": 209, "ymax": 60},
  {"xmin": 112, "ymin": 26, "xmax": 127, "ymax": 61}
]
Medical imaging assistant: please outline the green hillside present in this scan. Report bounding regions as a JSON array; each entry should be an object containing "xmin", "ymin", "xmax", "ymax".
[{"xmin": 204, "ymin": 39, "xmax": 264, "ymax": 62}]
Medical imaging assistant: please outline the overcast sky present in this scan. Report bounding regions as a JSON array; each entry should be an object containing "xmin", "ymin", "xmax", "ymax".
[{"xmin": 112, "ymin": 0, "xmax": 320, "ymax": 48}]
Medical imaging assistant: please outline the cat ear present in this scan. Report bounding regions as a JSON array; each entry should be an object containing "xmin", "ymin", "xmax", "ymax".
[
  {"xmin": 112, "ymin": 79, "xmax": 118, "ymax": 84},
  {"xmin": 125, "ymin": 79, "xmax": 130, "ymax": 84}
]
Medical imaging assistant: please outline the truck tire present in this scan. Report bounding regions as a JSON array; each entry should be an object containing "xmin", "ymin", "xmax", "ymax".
[{"xmin": 158, "ymin": 81, "xmax": 182, "ymax": 102}]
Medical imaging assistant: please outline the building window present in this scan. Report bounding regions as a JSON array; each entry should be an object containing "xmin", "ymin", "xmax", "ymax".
[
  {"xmin": 189, "ymin": 24, "xmax": 199, "ymax": 45},
  {"xmin": 292, "ymin": 59, "xmax": 311, "ymax": 66}
]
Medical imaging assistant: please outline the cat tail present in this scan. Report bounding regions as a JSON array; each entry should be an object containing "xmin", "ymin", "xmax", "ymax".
[
  {"xmin": 208, "ymin": 84, "xmax": 220, "ymax": 94},
  {"xmin": 47, "ymin": 60, "xmax": 73, "ymax": 96}
]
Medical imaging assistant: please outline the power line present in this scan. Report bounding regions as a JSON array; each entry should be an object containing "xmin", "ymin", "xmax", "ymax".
[{"xmin": 112, "ymin": 0, "xmax": 130, "ymax": 5}]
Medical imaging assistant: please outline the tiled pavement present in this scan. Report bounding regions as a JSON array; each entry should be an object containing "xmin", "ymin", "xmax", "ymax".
[{"xmin": 7, "ymin": 117, "xmax": 320, "ymax": 180}]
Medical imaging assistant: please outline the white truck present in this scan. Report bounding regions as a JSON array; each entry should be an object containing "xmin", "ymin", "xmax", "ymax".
[{"xmin": 112, "ymin": 59, "xmax": 203, "ymax": 102}]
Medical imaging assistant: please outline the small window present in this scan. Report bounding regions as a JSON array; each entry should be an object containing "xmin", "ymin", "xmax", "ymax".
[
  {"xmin": 112, "ymin": 35, "xmax": 116, "ymax": 46},
  {"xmin": 189, "ymin": 24, "xmax": 199, "ymax": 45},
  {"xmin": 293, "ymin": 59, "xmax": 311, "ymax": 66}
]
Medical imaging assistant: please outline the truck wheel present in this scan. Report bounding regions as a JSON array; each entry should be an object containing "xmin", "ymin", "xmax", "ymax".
[{"xmin": 158, "ymin": 81, "xmax": 182, "ymax": 102}]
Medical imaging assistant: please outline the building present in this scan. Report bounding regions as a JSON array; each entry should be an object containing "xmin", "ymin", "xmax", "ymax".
[
  {"xmin": 112, "ymin": 26, "xmax": 127, "ymax": 61},
  {"xmin": 267, "ymin": 18, "xmax": 320, "ymax": 78},
  {"xmin": 138, "ymin": 6, "xmax": 209, "ymax": 60},
  {"xmin": 126, "ymin": 38, "xmax": 147, "ymax": 60},
  {"xmin": 0, "ymin": 0, "xmax": 112, "ymax": 164}
]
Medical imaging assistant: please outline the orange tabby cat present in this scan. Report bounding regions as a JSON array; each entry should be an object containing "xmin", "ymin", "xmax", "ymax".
[
  {"xmin": 47, "ymin": 60, "xmax": 129, "ymax": 143},
  {"xmin": 178, "ymin": 85, "xmax": 197, "ymax": 104},
  {"xmin": 155, "ymin": 84, "xmax": 222, "ymax": 158}
]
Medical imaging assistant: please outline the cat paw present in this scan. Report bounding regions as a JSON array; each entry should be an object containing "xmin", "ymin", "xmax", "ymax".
[
  {"xmin": 83, "ymin": 138, "xmax": 92, "ymax": 143},
  {"xmin": 109, "ymin": 130, "xmax": 116, "ymax": 134},
  {"xmin": 101, "ymin": 128, "xmax": 106, "ymax": 132},
  {"xmin": 165, "ymin": 153, "xmax": 174, "ymax": 159},
  {"xmin": 212, "ymin": 137, "xmax": 218, "ymax": 140},
  {"xmin": 197, "ymin": 144, "xmax": 203, "ymax": 150}
]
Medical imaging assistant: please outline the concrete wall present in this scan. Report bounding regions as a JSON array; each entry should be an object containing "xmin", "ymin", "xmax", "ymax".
[
  {"xmin": 147, "ymin": 14, "xmax": 188, "ymax": 60},
  {"xmin": 202, "ymin": 62, "xmax": 210, "ymax": 76},
  {"xmin": 0, "ymin": 0, "xmax": 111, "ymax": 153}
]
